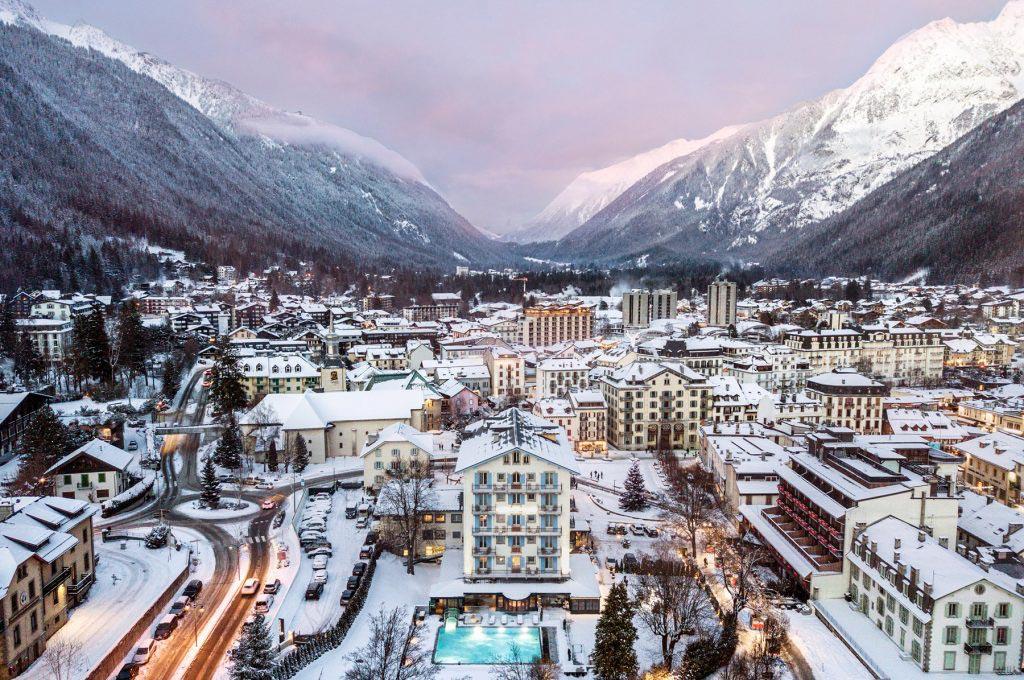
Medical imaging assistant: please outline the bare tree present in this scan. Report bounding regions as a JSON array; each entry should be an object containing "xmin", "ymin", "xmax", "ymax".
[
  {"xmin": 376, "ymin": 459, "xmax": 437, "ymax": 575},
  {"xmin": 44, "ymin": 637, "xmax": 83, "ymax": 680},
  {"xmin": 631, "ymin": 542, "xmax": 715, "ymax": 670},
  {"xmin": 749, "ymin": 607, "xmax": 789, "ymax": 679},
  {"xmin": 491, "ymin": 643, "xmax": 559, "ymax": 680},
  {"xmin": 706, "ymin": 524, "xmax": 767, "ymax": 624},
  {"xmin": 659, "ymin": 455, "xmax": 723, "ymax": 560},
  {"xmin": 345, "ymin": 606, "xmax": 438, "ymax": 680}
]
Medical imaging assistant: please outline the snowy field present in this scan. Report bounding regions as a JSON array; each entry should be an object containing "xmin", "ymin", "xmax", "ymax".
[
  {"xmin": 21, "ymin": 538, "xmax": 190, "ymax": 679},
  {"xmin": 276, "ymin": 488, "xmax": 368, "ymax": 634},
  {"xmin": 576, "ymin": 455, "xmax": 668, "ymax": 494}
]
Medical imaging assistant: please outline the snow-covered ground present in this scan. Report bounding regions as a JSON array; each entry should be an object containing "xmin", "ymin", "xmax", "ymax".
[
  {"xmin": 292, "ymin": 555, "xmax": 442, "ymax": 680},
  {"xmin": 173, "ymin": 499, "xmax": 259, "ymax": 520},
  {"xmin": 276, "ymin": 488, "xmax": 367, "ymax": 634},
  {"xmin": 577, "ymin": 455, "xmax": 668, "ymax": 494},
  {"xmin": 21, "ymin": 538, "xmax": 190, "ymax": 679}
]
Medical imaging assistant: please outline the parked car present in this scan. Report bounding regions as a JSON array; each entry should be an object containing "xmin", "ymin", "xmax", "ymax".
[
  {"xmin": 359, "ymin": 546, "xmax": 372, "ymax": 560},
  {"xmin": 340, "ymin": 589, "xmax": 355, "ymax": 605},
  {"xmin": 352, "ymin": 562, "xmax": 367, "ymax": 577},
  {"xmin": 154, "ymin": 614, "xmax": 177, "ymax": 640},
  {"xmin": 339, "ymin": 480, "xmax": 361, "ymax": 490},
  {"xmin": 132, "ymin": 639, "xmax": 156, "ymax": 665},
  {"xmin": 182, "ymin": 579, "xmax": 203, "ymax": 600},
  {"xmin": 314, "ymin": 492, "xmax": 331, "ymax": 501},
  {"xmin": 347, "ymin": 575, "xmax": 361, "ymax": 590},
  {"xmin": 622, "ymin": 552, "xmax": 639, "ymax": 572},
  {"xmin": 304, "ymin": 540, "xmax": 332, "ymax": 554},
  {"xmin": 355, "ymin": 516, "xmax": 369, "ymax": 529},
  {"xmin": 307, "ymin": 546, "xmax": 333, "ymax": 558},
  {"xmin": 305, "ymin": 581, "xmax": 324, "ymax": 600},
  {"xmin": 364, "ymin": 531, "xmax": 378, "ymax": 545},
  {"xmin": 605, "ymin": 557, "xmax": 619, "ymax": 571},
  {"xmin": 127, "ymin": 440, "xmax": 139, "ymax": 451},
  {"xmin": 240, "ymin": 578, "xmax": 260, "ymax": 596},
  {"xmin": 345, "ymin": 502, "xmax": 358, "ymax": 519},
  {"xmin": 263, "ymin": 579, "xmax": 281, "ymax": 594},
  {"xmin": 261, "ymin": 499, "xmax": 276, "ymax": 510},
  {"xmin": 644, "ymin": 526, "xmax": 660, "ymax": 538},
  {"xmin": 169, "ymin": 596, "xmax": 190, "ymax": 618},
  {"xmin": 312, "ymin": 555, "xmax": 329, "ymax": 570},
  {"xmin": 629, "ymin": 524, "xmax": 646, "ymax": 536},
  {"xmin": 312, "ymin": 569, "xmax": 328, "ymax": 584},
  {"xmin": 254, "ymin": 594, "xmax": 274, "ymax": 614},
  {"xmin": 115, "ymin": 663, "xmax": 139, "ymax": 680},
  {"xmin": 256, "ymin": 481, "xmax": 274, "ymax": 490},
  {"xmin": 272, "ymin": 510, "xmax": 286, "ymax": 529}
]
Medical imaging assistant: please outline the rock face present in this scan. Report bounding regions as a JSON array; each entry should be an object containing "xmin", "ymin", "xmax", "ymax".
[
  {"xmin": 547, "ymin": 2, "xmax": 1024, "ymax": 265},
  {"xmin": 769, "ymin": 97, "xmax": 1024, "ymax": 283},
  {"xmin": 0, "ymin": 0, "xmax": 504, "ymax": 274}
]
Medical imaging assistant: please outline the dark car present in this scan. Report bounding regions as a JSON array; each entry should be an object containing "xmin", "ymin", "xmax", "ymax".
[
  {"xmin": 622, "ymin": 552, "xmax": 639, "ymax": 572},
  {"xmin": 339, "ymin": 480, "xmax": 362, "ymax": 490},
  {"xmin": 352, "ymin": 562, "xmax": 367, "ymax": 577},
  {"xmin": 115, "ymin": 664, "xmax": 139, "ymax": 680},
  {"xmin": 644, "ymin": 526, "xmax": 660, "ymax": 538},
  {"xmin": 263, "ymin": 579, "xmax": 282, "ymax": 594},
  {"xmin": 347, "ymin": 575, "xmax": 361, "ymax": 590},
  {"xmin": 305, "ymin": 582, "xmax": 324, "ymax": 600},
  {"xmin": 364, "ymin": 531, "xmax": 378, "ymax": 545},
  {"xmin": 359, "ymin": 546, "xmax": 372, "ymax": 560},
  {"xmin": 182, "ymin": 580, "xmax": 203, "ymax": 600},
  {"xmin": 340, "ymin": 589, "xmax": 355, "ymax": 605}
]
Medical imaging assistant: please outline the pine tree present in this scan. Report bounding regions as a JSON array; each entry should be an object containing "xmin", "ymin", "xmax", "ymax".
[
  {"xmin": 12, "ymin": 332, "xmax": 44, "ymax": 386},
  {"xmin": 231, "ymin": 613, "xmax": 275, "ymax": 680},
  {"xmin": 209, "ymin": 335, "xmax": 247, "ymax": 420},
  {"xmin": 591, "ymin": 580, "xmax": 638, "ymax": 680},
  {"xmin": 161, "ymin": 356, "xmax": 182, "ymax": 400},
  {"xmin": 269, "ymin": 288, "xmax": 280, "ymax": 312},
  {"xmin": 292, "ymin": 435, "xmax": 309, "ymax": 474},
  {"xmin": 0, "ymin": 302, "xmax": 16, "ymax": 358},
  {"xmin": 215, "ymin": 416, "xmax": 244, "ymax": 471},
  {"xmin": 619, "ymin": 460, "xmax": 648, "ymax": 512},
  {"xmin": 116, "ymin": 301, "xmax": 148, "ymax": 382},
  {"xmin": 200, "ymin": 454, "xmax": 221, "ymax": 509},
  {"xmin": 266, "ymin": 439, "xmax": 278, "ymax": 473},
  {"xmin": 16, "ymin": 407, "xmax": 72, "ymax": 490}
]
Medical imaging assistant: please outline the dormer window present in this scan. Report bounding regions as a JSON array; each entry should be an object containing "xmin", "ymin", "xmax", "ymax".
[{"xmin": 272, "ymin": 365, "xmax": 279, "ymax": 373}]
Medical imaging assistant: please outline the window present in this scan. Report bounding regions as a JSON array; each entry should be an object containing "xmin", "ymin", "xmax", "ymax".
[
  {"xmin": 995, "ymin": 651, "xmax": 1007, "ymax": 672},
  {"xmin": 63, "ymin": 475, "xmax": 71, "ymax": 485},
  {"xmin": 97, "ymin": 472, "xmax": 106, "ymax": 483},
  {"xmin": 943, "ymin": 651, "xmax": 956, "ymax": 671},
  {"xmin": 996, "ymin": 627, "xmax": 1009, "ymax": 645},
  {"xmin": 944, "ymin": 626, "xmax": 958, "ymax": 644},
  {"xmin": 912, "ymin": 619, "xmax": 923, "ymax": 636},
  {"xmin": 899, "ymin": 605, "xmax": 909, "ymax": 625},
  {"xmin": 946, "ymin": 602, "xmax": 960, "ymax": 618},
  {"xmin": 996, "ymin": 602, "xmax": 1011, "ymax": 618},
  {"xmin": 970, "ymin": 602, "xmax": 987, "ymax": 619},
  {"xmin": 29, "ymin": 611, "xmax": 37, "ymax": 633},
  {"xmin": 911, "ymin": 640, "xmax": 921, "ymax": 661}
]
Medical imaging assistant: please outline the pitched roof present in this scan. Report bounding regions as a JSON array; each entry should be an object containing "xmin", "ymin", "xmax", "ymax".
[
  {"xmin": 455, "ymin": 408, "xmax": 580, "ymax": 474},
  {"xmin": 46, "ymin": 438, "xmax": 133, "ymax": 475}
]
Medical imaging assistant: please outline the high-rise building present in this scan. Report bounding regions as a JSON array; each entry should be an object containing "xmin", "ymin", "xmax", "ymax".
[
  {"xmin": 518, "ymin": 301, "xmax": 594, "ymax": 347},
  {"xmin": 708, "ymin": 280, "xmax": 737, "ymax": 327},
  {"xmin": 621, "ymin": 289, "xmax": 677, "ymax": 329},
  {"xmin": 622, "ymin": 290, "xmax": 649, "ymax": 328}
]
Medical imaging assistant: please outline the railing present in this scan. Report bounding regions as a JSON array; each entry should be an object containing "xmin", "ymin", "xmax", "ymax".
[
  {"xmin": 43, "ymin": 567, "xmax": 71, "ymax": 596},
  {"xmin": 966, "ymin": 617, "xmax": 994, "ymax": 629},
  {"xmin": 964, "ymin": 641, "xmax": 992, "ymax": 655},
  {"xmin": 539, "ymin": 546, "xmax": 559, "ymax": 555},
  {"xmin": 66, "ymin": 570, "xmax": 95, "ymax": 597},
  {"xmin": 540, "ymin": 504, "xmax": 560, "ymax": 513},
  {"xmin": 76, "ymin": 483, "xmax": 94, "ymax": 490},
  {"xmin": 472, "ymin": 546, "xmax": 493, "ymax": 556},
  {"xmin": 472, "ymin": 504, "xmax": 493, "ymax": 512}
]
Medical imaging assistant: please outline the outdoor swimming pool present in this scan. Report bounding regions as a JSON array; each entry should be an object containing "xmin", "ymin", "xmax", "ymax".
[{"xmin": 433, "ymin": 624, "xmax": 542, "ymax": 664}]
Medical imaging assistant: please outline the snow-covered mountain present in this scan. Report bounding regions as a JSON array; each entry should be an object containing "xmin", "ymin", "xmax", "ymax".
[
  {"xmin": 510, "ymin": 125, "xmax": 745, "ymax": 243},
  {"xmin": 550, "ymin": 1, "xmax": 1024, "ymax": 263},
  {"xmin": 0, "ymin": 0, "xmax": 427, "ymax": 183},
  {"xmin": 0, "ymin": 0, "xmax": 505, "ymax": 278}
]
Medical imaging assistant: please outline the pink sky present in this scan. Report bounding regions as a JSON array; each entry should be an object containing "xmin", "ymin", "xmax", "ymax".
[{"xmin": 33, "ymin": 0, "xmax": 1012, "ymax": 234}]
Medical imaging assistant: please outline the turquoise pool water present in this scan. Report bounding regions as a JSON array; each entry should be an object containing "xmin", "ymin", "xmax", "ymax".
[{"xmin": 433, "ymin": 625, "xmax": 542, "ymax": 664}]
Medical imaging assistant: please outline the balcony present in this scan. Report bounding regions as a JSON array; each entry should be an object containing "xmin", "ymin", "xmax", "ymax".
[
  {"xmin": 539, "ymin": 546, "xmax": 560, "ymax": 555},
  {"xmin": 43, "ymin": 567, "xmax": 71, "ymax": 596},
  {"xmin": 472, "ymin": 546, "xmax": 493, "ymax": 556},
  {"xmin": 472, "ymin": 504, "xmax": 493, "ymax": 512},
  {"xmin": 963, "ymin": 641, "xmax": 992, "ymax": 655},
  {"xmin": 76, "ymin": 483, "xmax": 94, "ymax": 490},
  {"xmin": 966, "ymin": 617, "xmax": 995, "ymax": 629},
  {"xmin": 540, "ymin": 504, "xmax": 560, "ymax": 513},
  {"xmin": 471, "ymin": 567, "xmax": 562, "ymax": 579},
  {"xmin": 66, "ymin": 570, "xmax": 95, "ymax": 598}
]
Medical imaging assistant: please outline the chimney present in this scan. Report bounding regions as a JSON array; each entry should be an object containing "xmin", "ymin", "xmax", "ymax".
[
  {"xmin": 918, "ymin": 530, "xmax": 926, "ymax": 543},
  {"xmin": 910, "ymin": 566, "xmax": 919, "ymax": 587},
  {"xmin": 894, "ymin": 552, "xmax": 901, "ymax": 565},
  {"xmin": 923, "ymin": 582, "xmax": 933, "ymax": 597},
  {"xmin": 894, "ymin": 538, "xmax": 901, "ymax": 550}
]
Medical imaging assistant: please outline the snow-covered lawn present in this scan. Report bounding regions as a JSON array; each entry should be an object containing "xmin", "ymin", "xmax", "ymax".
[
  {"xmin": 276, "ymin": 488, "xmax": 367, "ymax": 634},
  {"xmin": 293, "ymin": 555, "xmax": 441, "ymax": 680},
  {"xmin": 785, "ymin": 604, "xmax": 867, "ymax": 680},
  {"xmin": 577, "ymin": 456, "xmax": 668, "ymax": 494},
  {"xmin": 173, "ymin": 499, "xmax": 259, "ymax": 520},
  {"xmin": 21, "ymin": 538, "xmax": 190, "ymax": 679}
]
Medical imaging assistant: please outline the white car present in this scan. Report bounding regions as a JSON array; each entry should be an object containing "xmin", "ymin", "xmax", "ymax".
[
  {"xmin": 312, "ymin": 555, "xmax": 329, "ymax": 570},
  {"xmin": 132, "ymin": 638, "xmax": 156, "ymax": 665},
  {"xmin": 240, "ymin": 578, "xmax": 260, "ymax": 596},
  {"xmin": 312, "ymin": 569, "xmax": 328, "ymax": 584},
  {"xmin": 256, "ymin": 481, "xmax": 274, "ymax": 490}
]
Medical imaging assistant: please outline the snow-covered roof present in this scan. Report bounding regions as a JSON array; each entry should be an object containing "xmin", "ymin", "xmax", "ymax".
[
  {"xmin": 46, "ymin": 438, "xmax": 133, "ymax": 475},
  {"xmin": 455, "ymin": 408, "xmax": 580, "ymax": 475},
  {"xmin": 240, "ymin": 390, "xmax": 426, "ymax": 430},
  {"xmin": 360, "ymin": 423, "xmax": 434, "ymax": 458},
  {"xmin": 954, "ymin": 432, "xmax": 1024, "ymax": 472}
]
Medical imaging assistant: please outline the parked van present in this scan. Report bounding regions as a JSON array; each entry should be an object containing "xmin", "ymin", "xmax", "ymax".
[
  {"xmin": 345, "ymin": 502, "xmax": 358, "ymax": 519},
  {"xmin": 132, "ymin": 638, "xmax": 156, "ymax": 664},
  {"xmin": 154, "ymin": 614, "xmax": 177, "ymax": 640},
  {"xmin": 254, "ymin": 594, "xmax": 274, "ymax": 614}
]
